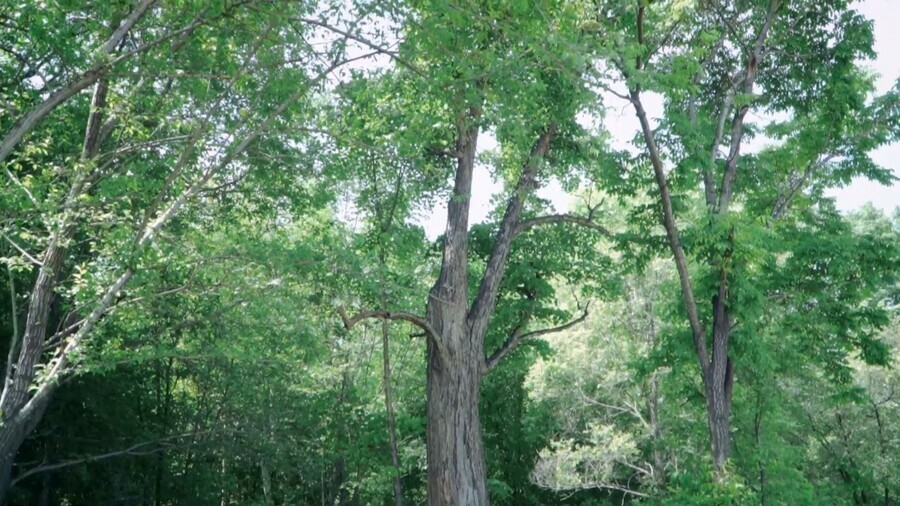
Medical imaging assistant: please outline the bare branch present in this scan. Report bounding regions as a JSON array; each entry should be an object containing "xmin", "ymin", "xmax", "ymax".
[
  {"xmin": 339, "ymin": 306, "xmax": 436, "ymax": 338},
  {"xmin": 11, "ymin": 430, "xmax": 208, "ymax": 486},
  {"xmin": 1, "ymin": 233, "xmax": 42, "ymax": 267},
  {"xmin": 485, "ymin": 303, "xmax": 590, "ymax": 372},
  {"xmin": 338, "ymin": 306, "xmax": 447, "ymax": 363},
  {"xmin": 294, "ymin": 17, "xmax": 423, "ymax": 77}
]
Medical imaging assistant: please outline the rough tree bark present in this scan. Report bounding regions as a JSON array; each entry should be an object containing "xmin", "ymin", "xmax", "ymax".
[
  {"xmin": 423, "ymin": 112, "xmax": 488, "ymax": 505},
  {"xmin": 0, "ymin": 77, "xmax": 110, "ymax": 498}
]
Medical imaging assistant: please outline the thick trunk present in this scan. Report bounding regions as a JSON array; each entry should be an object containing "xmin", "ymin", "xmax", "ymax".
[
  {"xmin": 423, "ymin": 113, "xmax": 489, "ymax": 506},
  {"xmin": 425, "ymin": 331, "xmax": 488, "ymax": 506},
  {"xmin": 0, "ymin": 392, "xmax": 51, "ymax": 499}
]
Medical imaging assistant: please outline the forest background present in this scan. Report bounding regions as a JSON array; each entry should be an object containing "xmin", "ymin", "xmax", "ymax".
[{"xmin": 0, "ymin": 0, "xmax": 898, "ymax": 505}]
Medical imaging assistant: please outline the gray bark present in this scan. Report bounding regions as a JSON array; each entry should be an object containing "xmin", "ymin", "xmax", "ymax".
[{"xmin": 424, "ymin": 113, "xmax": 490, "ymax": 506}]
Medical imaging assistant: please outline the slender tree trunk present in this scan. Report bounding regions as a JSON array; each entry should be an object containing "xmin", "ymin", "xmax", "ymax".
[
  {"xmin": 644, "ymin": 299, "xmax": 666, "ymax": 487},
  {"xmin": 706, "ymin": 296, "xmax": 734, "ymax": 477},
  {"xmin": 871, "ymin": 402, "xmax": 892, "ymax": 506},
  {"xmin": 381, "ymin": 316, "xmax": 404, "ymax": 506},
  {"xmin": 755, "ymin": 403, "xmax": 767, "ymax": 506},
  {"xmin": 375, "ymin": 214, "xmax": 403, "ymax": 506}
]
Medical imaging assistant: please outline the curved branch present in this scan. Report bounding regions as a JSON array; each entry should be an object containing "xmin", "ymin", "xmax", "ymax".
[
  {"xmin": 485, "ymin": 303, "xmax": 590, "ymax": 373},
  {"xmin": 338, "ymin": 306, "xmax": 447, "ymax": 361},
  {"xmin": 11, "ymin": 430, "xmax": 208, "ymax": 486},
  {"xmin": 0, "ymin": 0, "xmax": 157, "ymax": 163},
  {"xmin": 516, "ymin": 213, "xmax": 613, "ymax": 238},
  {"xmin": 338, "ymin": 306, "xmax": 433, "ymax": 336}
]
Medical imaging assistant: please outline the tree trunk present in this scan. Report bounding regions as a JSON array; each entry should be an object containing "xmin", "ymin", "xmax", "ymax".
[
  {"xmin": 0, "ymin": 392, "xmax": 51, "ymax": 499},
  {"xmin": 424, "ymin": 113, "xmax": 490, "ymax": 506},
  {"xmin": 0, "ymin": 79, "xmax": 109, "ymax": 500},
  {"xmin": 706, "ymin": 295, "xmax": 734, "ymax": 477},
  {"xmin": 755, "ymin": 402, "xmax": 767, "ymax": 506},
  {"xmin": 381, "ymin": 317, "xmax": 404, "ymax": 506},
  {"xmin": 425, "ymin": 330, "xmax": 489, "ymax": 506},
  {"xmin": 644, "ymin": 299, "xmax": 666, "ymax": 487}
]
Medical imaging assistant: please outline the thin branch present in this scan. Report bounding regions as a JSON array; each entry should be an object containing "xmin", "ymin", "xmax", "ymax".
[
  {"xmin": 294, "ymin": 17, "xmax": 422, "ymax": 77},
  {"xmin": 4, "ymin": 266, "xmax": 20, "ymax": 390},
  {"xmin": 770, "ymin": 153, "xmax": 834, "ymax": 220},
  {"xmin": 485, "ymin": 303, "xmax": 590, "ymax": 372},
  {"xmin": 11, "ymin": 430, "xmax": 209, "ymax": 486},
  {"xmin": 97, "ymin": 135, "xmax": 192, "ymax": 160},
  {"xmin": 717, "ymin": 0, "xmax": 781, "ymax": 213},
  {"xmin": 2, "ymin": 167, "xmax": 40, "ymax": 210},
  {"xmin": 1, "ymin": 233, "xmax": 43, "ymax": 267}
]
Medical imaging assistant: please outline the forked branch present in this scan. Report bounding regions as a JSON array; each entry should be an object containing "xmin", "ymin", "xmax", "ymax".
[
  {"xmin": 468, "ymin": 125, "xmax": 557, "ymax": 341},
  {"xmin": 485, "ymin": 303, "xmax": 590, "ymax": 373}
]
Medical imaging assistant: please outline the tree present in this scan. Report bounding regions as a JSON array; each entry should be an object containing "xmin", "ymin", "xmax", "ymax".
[
  {"xmin": 590, "ymin": 0, "xmax": 899, "ymax": 478},
  {"xmin": 333, "ymin": 2, "xmax": 615, "ymax": 503},
  {"xmin": 0, "ymin": 0, "xmax": 386, "ymax": 497}
]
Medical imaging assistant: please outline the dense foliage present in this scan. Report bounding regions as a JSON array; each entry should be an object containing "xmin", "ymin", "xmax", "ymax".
[{"xmin": 1, "ymin": 0, "xmax": 897, "ymax": 504}]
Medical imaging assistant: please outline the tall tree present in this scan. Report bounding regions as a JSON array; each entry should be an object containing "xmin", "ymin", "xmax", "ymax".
[
  {"xmin": 334, "ymin": 2, "xmax": 614, "ymax": 503},
  {"xmin": 591, "ymin": 0, "xmax": 899, "ymax": 478}
]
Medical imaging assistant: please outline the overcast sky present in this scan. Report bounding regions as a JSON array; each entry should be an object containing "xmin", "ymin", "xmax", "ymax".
[{"xmin": 416, "ymin": 0, "xmax": 899, "ymax": 239}]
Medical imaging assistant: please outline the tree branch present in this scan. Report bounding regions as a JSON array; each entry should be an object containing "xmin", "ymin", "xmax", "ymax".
[
  {"xmin": 717, "ymin": 0, "xmax": 781, "ymax": 213},
  {"xmin": 338, "ymin": 306, "xmax": 436, "ymax": 338},
  {"xmin": 516, "ymin": 211, "xmax": 613, "ymax": 238},
  {"xmin": 338, "ymin": 306, "xmax": 446, "ymax": 362},
  {"xmin": 1, "ymin": 233, "xmax": 42, "ymax": 267},
  {"xmin": 0, "ymin": 0, "xmax": 157, "ymax": 163},
  {"xmin": 485, "ymin": 303, "xmax": 590, "ymax": 372},
  {"xmin": 11, "ymin": 46, "xmax": 373, "ymax": 423},
  {"xmin": 467, "ymin": 125, "xmax": 557, "ymax": 342},
  {"xmin": 294, "ymin": 17, "xmax": 422, "ymax": 77},
  {"xmin": 4, "ymin": 266, "xmax": 20, "ymax": 391},
  {"xmin": 11, "ymin": 430, "xmax": 208, "ymax": 486},
  {"xmin": 629, "ymin": 90, "xmax": 709, "ymax": 377}
]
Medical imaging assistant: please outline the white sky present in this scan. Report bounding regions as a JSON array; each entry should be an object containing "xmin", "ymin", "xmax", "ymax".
[{"xmin": 416, "ymin": 0, "xmax": 899, "ymax": 239}]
